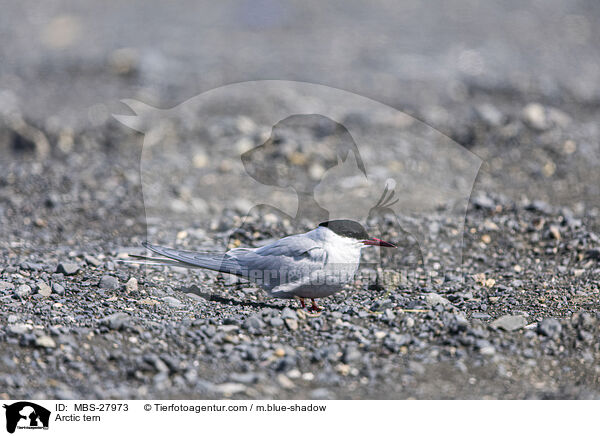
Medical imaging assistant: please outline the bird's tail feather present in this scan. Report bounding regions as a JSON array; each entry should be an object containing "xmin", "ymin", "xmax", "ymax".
[
  {"xmin": 136, "ymin": 242, "xmax": 244, "ymax": 276},
  {"xmin": 119, "ymin": 254, "xmax": 204, "ymax": 269}
]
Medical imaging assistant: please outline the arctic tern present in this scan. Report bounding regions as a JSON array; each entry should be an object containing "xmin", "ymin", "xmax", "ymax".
[{"xmin": 133, "ymin": 219, "xmax": 395, "ymax": 311}]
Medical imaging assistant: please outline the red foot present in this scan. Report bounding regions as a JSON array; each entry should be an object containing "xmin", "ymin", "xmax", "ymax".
[
  {"xmin": 298, "ymin": 298, "xmax": 306, "ymax": 309},
  {"xmin": 309, "ymin": 299, "xmax": 322, "ymax": 312}
]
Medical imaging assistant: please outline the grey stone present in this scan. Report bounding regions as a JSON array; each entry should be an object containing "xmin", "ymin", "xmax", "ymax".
[
  {"xmin": 56, "ymin": 262, "xmax": 79, "ymax": 275},
  {"xmin": 270, "ymin": 317, "xmax": 284, "ymax": 327},
  {"xmin": 163, "ymin": 296, "xmax": 184, "ymax": 309},
  {"xmin": 99, "ymin": 275, "xmax": 119, "ymax": 290},
  {"xmin": 100, "ymin": 312, "xmax": 131, "ymax": 330},
  {"xmin": 0, "ymin": 281, "xmax": 14, "ymax": 291},
  {"xmin": 8, "ymin": 324, "xmax": 31, "ymax": 336},
  {"xmin": 342, "ymin": 346, "xmax": 361, "ymax": 363},
  {"xmin": 35, "ymin": 281, "xmax": 52, "ymax": 297},
  {"xmin": 491, "ymin": 315, "xmax": 528, "ymax": 332},
  {"xmin": 125, "ymin": 277, "xmax": 138, "ymax": 292},
  {"xmin": 284, "ymin": 318, "xmax": 298, "ymax": 331},
  {"xmin": 538, "ymin": 318, "xmax": 562, "ymax": 339},
  {"xmin": 35, "ymin": 335, "xmax": 56, "ymax": 348},
  {"xmin": 243, "ymin": 315, "xmax": 265, "ymax": 333},
  {"xmin": 281, "ymin": 307, "xmax": 297, "ymax": 320},
  {"xmin": 84, "ymin": 255, "xmax": 101, "ymax": 267},
  {"xmin": 52, "ymin": 283, "xmax": 65, "ymax": 295},
  {"xmin": 15, "ymin": 284, "xmax": 32, "ymax": 298},
  {"xmin": 425, "ymin": 293, "xmax": 451, "ymax": 307}
]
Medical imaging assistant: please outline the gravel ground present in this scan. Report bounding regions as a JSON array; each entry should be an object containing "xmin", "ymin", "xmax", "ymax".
[{"xmin": 1, "ymin": 1, "xmax": 600, "ymax": 399}]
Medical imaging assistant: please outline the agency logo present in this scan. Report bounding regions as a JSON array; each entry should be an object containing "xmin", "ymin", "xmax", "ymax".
[
  {"xmin": 115, "ymin": 80, "xmax": 481, "ymax": 281},
  {"xmin": 2, "ymin": 402, "xmax": 50, "ymax": 434}
]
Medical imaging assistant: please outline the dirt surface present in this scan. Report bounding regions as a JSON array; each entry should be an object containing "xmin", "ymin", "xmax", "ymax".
[{"xmin": 1, "ymin": 1, "xmax": 600, "ymax": 399}]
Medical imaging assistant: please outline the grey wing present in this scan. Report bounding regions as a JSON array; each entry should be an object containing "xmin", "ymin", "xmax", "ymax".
[{"xmin": 232, "ymin": 235, "xmax": 327, "ymax": 290}]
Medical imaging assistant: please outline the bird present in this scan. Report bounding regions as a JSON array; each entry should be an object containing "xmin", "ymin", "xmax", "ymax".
[{"xmin": 130, "ymin": 219, "xmax": 396, "ymax": 312}]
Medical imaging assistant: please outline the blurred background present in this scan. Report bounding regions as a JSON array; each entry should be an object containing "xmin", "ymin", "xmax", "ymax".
[{"xmin": 1, "ymin": 0, "xmax": 599, "ymax": 228}]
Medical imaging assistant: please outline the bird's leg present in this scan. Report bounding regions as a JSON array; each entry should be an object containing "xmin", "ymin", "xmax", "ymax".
[
  {"xmin": 297, "ymin": 297, "xmax": 306, "ymax": 309},
  {"xmin": 310, "ymin": 299, "xmax": 323, "ymax": 312}
]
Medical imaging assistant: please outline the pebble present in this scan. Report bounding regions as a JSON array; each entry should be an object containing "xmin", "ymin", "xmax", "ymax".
[
  {"xmin": 100, "ymin": 312, "xmax": 131, "ymax": 330},
  {"xmin": 56, "ymin": 262, "xmax": 79, "ymax": 275},
  {"xmin": 276, "ymin": 374, "xmax": 295, "ymax": 389},
  {"xmin": 84, "ymin": 255, "xmax": 101, "ymax": 267},
  {"xmin": 125, "ymin": 277, "xmax": 138, "ymax": 292},
  {"xmin": 8, "ymin": 324, "xmax": 31, "ymax": 335},
  {"xmin": 213, "ymin": 383, "xmax": 246, "ymax": 396},
  {"xmin": 425, "ymin": 293, "xmax": 451, "ymax": 307},
  {"xmin": 342, "ymin": 346, "xmax": 361, "ymax": 363},
  {"xmin": 491, "ymin": 315, "xmax": 528, "ymax": 332},
  {"xmin": 99, "ymin": 275, "xmax": 119, "ymax": 290},
  {"xmin": 0, "ymin": 281, "xmax": 14, "ymax": 291},
  {"xmin": 163, "ymin": 297, "xmax": 184, "ymax": 309},
  {"xmin": 538, "ymin": 318, "xmax": 562, "ymax": 339},
  {"xmin": 35, "ymin": 335, "xmax": 56, "ymax": 348},
  {"xmin": 52, "ymin": 283, "xmax": 65, "ymax": 295},
  {"xmin": 14, "ymin": 284, "xmax": 32, "ymax": 298},
  {"xmin": 310, "ymin": 388, "xmax": 334, "ymax": 400},
  {"xmin": 284, "ymin": 318, "xmax": 298, "ymax": 331},
  {"xmin": 35, "ymin": 281, "xmax": 52, "ymax": 297},
  {"xmin": 270, "ymin": 317, "xmax": 284, "ymax": 327},
  {"xmin": 281, "ymin": 307, "xmax": 297, "ymax": 320},
  {"xmin": 243, "ymin": 316, "xmax": 265, "ymax": 334}
]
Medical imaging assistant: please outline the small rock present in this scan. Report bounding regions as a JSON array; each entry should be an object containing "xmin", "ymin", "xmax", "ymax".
[
  {"xmin": 476, "ymin": 103, "xmax": 504, "ymax": 126},
  {"xmin": 281, "ymin": 307, "xmax": 297, "ymax": 320},
  {"xmin": 100, "ymin": 312, "xmax": 131, "ymax": 330},
  {"xmin": 538, "ymin": 318, "xmax": 562, "ymax": 339},
  {"xmin": 374, "ymin": 331, "xmax": 387, "ymax": 340},
  {"xmin": 276, "ymin": 373, "xmax": 295, "ymax": 389},
  {"xmin": 144, "ymin": 354, "xmax": 169, "ymax": 373},
  {"xmin": 35, "ymin": 335, "xmax": 56, "ymax": 348},
  {"xmin": 585, "ymin": 248, "xmax": 600, "ymax": 260},
  {"xmin": 84, "ymin": 255, "xmax": 101, "ymax": 267},
  {"xmin": 125, "ymin": 277, "xmax": 138, "ymax": 292},
  {"xmin": 284, "ymin": 318, "xmax": 298, "ymax": 331},
  {"xmin": 213, "ymin": 383, "xmax": 246, "ymax": 396},
  {"xmin": 522, "ymin": 103, "xmax": 549, "ymax": 130},
  {"xmin": 472, "ymin": 194, "xmax": 496, "ymax": 210},
  {"xmin": 425, "ymin": 293, "xmax": 451, "ymax": 307},
  {"xmin": 217, "ymin": 325, "xmax": 239, "ymax": 333},
  {"xmin": 98, "ymin": 275, "xmax": 119, "ymax": 290},
  {"xmin": 243, "ymin": 316, "xmax": 265, "ymax": 334},
  {"xmin": 56, "ymin": 262, "xmax": 79, "ymax": 275},
  {"xmin": 270, "ymin": 317, "xmax": 284, "ymax": 327},
  {"xmin": 229, "ymin": 372, "xmax": 258, "ymax": 384},
  {"xmin": 163, "ymin": 296, "xmax": 184, "ymax": 309},
  {"xmin": 8, "ymin": 324, "xmax": 31, "ymax": 335},
  {"xmin": 35, "ymin": 281, "xmax": 52, "ymax": 297},
  {"xmin": 14, "ymin": 284, "xmax": 32, "ymax": 298},
  {"xmin": 342, "ymin": 346, "xmax": 361, "ymax": 363},
  {"xmin": 479, "ymin": 345, "xmax": 496, "ymax": 356},
  {"xmin": 491, "ymin": 315, "xmax": 528, "ymax": 332},
  {"xmin": 52, "ymin": 283, "xmax": 65, "ymax": 295},
  {"xmin": 0, "ymin": 281, "xmax": 14, "ymax": 291},
  {"xmin": 310, "ymin": 388, "xmax": 334, "ymax": 400}
]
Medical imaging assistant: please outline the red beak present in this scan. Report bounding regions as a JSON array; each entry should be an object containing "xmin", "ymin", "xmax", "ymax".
[{"xmin": 362, "ymin": 238, "xmax": 396, "ymax": 248}]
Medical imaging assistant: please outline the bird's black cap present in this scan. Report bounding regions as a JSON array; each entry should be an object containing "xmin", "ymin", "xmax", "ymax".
[{"xmin": 318, "ymin": 219, "xmax": 370, "ymax": 240}]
